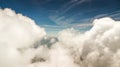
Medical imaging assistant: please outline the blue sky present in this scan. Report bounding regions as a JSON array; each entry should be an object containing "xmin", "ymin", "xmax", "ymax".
[{"xmin": 0, "ymin": 0, "xmax": 120, "ymax": 34}]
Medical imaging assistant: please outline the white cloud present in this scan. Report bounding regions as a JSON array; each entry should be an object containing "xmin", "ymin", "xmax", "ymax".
[
  {"xmin": 0, "ymin": 8, "xmax": 120, "ymax": 67},
  {"xmin": 0, "ymin": 8, "xmax": 46, "ymax": 67}
]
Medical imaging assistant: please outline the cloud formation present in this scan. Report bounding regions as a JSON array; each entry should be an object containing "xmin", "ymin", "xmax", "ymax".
[
  {"xmin": 0, "ymin": 8, "xmax": 46, "ymax": 67},
  {"xmin": 0, "ymin": 8, "xmax": 120, "ymax": 67}
]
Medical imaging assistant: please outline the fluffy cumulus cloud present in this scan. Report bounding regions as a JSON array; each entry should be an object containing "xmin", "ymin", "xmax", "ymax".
[
  {"xmin": 0, "ymin": 8, "xmax": 120, "ymax": 67},
  {"xmin": 0, "ymin": 8, "xmax": 46, "ymax": 67}
]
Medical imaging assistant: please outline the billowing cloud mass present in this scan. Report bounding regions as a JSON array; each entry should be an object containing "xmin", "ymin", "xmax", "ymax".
[
  {"xmin": 0, "ymin": 8, "xmax": 46, "ymax": 67},
  {"xmin": 0, "ymin": 8, "xmax": 120, "ymax": 67}
]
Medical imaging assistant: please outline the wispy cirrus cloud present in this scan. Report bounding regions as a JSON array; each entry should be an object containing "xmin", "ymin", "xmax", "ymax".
[
  {"xmin": 48, "ymin": 0, "xmax": 120, "ymax": 32},
  {"xmin": 57, "ymin": 0, "xmax": 91, "ymax": 15},
  {"xmin": 91, "ymin": 10, "xmax": 120, "ymax": 20}
]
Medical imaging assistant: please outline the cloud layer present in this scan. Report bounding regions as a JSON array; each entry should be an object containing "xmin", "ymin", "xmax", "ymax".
[{"xmin": 0, "ymin": 8, "xmax": 120, "ymax": 67}]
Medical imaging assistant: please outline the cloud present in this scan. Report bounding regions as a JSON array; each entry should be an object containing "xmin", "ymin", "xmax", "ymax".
[
  {"xmin": 92, "ymin": 10, "xmax": 120, "ymax": 21},
  {"xmin": 0, "ymin": 8, "xmax": 46, "ymax": 67},
  {"xmin": 49, "ymin": 0, "xmax": 92, "ymax": 26},
  {"xmin": 28, "ymin": 17, "xmax": 120, "ymax": 67},
  {"xmin": 41, "ymin": 23, "xmax": 92, "ymax": 36},
  {"xmin": 49, "ymin": 15, "xmax": 92, "ymax": 28},
  {"xmin": 54, "ymin": 17, "xmax": 120, "ymax": 67},
  {"xmin": 0, "ymin": 8, "xmax": 120, "ymax": 67},
  {"xmin": 32, "ymin": 17, "xmax": 120, "ymax": 67},
  {"xmin": 49, "ymin": 16, "xmax": 74, "ymax": 25},
  {"xmin": 56, "ymin": 0, "xmax": 91, "ymax": 15}
]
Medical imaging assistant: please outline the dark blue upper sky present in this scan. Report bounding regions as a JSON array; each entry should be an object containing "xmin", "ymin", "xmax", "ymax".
[{"xmin": 0, "ymin": 0, "xmax": 120, "ymax": 34}]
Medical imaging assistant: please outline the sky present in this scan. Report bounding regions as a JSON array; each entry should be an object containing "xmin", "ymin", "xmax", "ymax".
[{"xmin": 0, "ymin": 0, "xmax": 120, "ymax": 34}]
